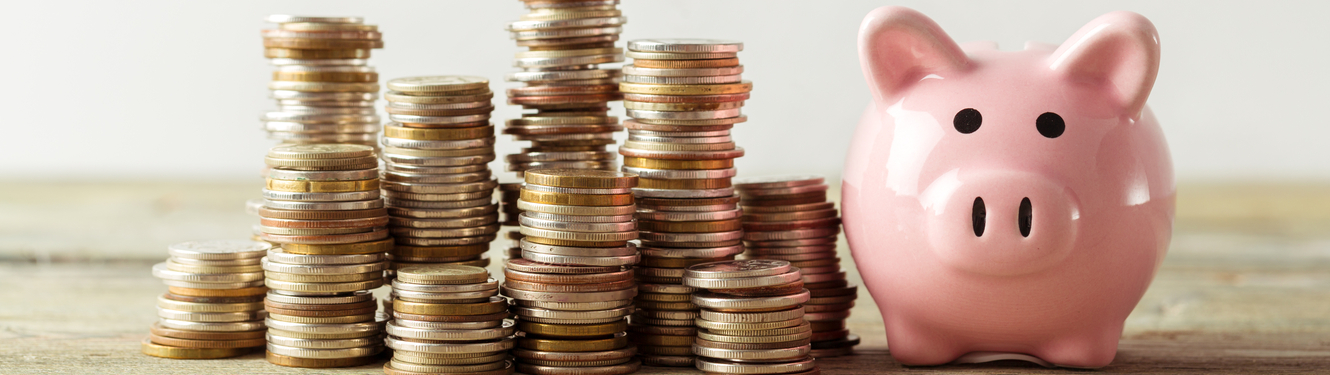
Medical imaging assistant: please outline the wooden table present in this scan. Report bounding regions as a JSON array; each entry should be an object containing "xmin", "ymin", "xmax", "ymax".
[{"xmin": 1, "ymin": 181, "xmax": 1327, "ymax": 374}]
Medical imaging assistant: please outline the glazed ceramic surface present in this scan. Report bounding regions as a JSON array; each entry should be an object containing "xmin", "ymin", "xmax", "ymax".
[{"xmin": 843, "ymin": 6, "xmax": 1174, "ymax": 368}]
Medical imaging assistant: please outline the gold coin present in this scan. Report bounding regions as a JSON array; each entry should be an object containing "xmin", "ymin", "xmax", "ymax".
[
  {"xmin": 637, "ymin": 177, "xmax": 732, "ymax": 190},
  {"xmin": 623, "ymin": 157, "xmax": 732, "ymax": 170},
  {"xmin": 266, "ymin": 351, "xmax": 378, "ymax": 368},
  {"xmin": 264, "ymin": 48, "xmax": 371, "ymax": 59},
  {"xmin": 263, "ymin": 155, "xmax": 378, "ymax": 169},
  {"xmin": 140, "ymin": 338, "xmax": 253, "ymax": 359},
  {"xmin": 516, "ymin": 320, "xmax": 627, "ymax": 338},
  {"xmin": 271, "ymin": 71, "xmax": 379, "ymax": 83},
  {"xmin": 518, "ymin": 335, "xmax": 628, "ymax": 352},
  {"xmin": 263, "ymin": 38, "xmax": 383, "ymax": 49},
  {"xmin": 622, "ymin": 141, "xmax": 736, "ymax": 152},
  {"xmin": 397, "ymin": 264, "xmax": 489, "ymax": 284},
  {"xmin": 387, "ymin": 75, "xmax": 489, "ymax": 94},
  {"xmin": 620, "ymin": 81, "xmax": 752, "ymax": 96},
  {"xmin": 638, "ymin": 218, "xmax": 742, "ymax": 233},
  {"xmin": 633, "ymin": 58, "xmax": 740, "ymax": 69},
  {"xmin": 265, "ymin": 178, "xmax": 379, "ymax": 193},
  {"xmin": 148, "ymin": 333, "xmax": 265, "ymax": 349},
  {"xmin": 524, "ymin": 169, "xmax": 638, "ymax": 189},
  {"xmin": 384, "ymin": 124, "xmax": 494, "ymax": 141},
  {"xmin": 520, "ymin": 190, "xmax": 633, "ymax": 206},
  {"xmin": 522, "ymin": 236, "xmax": 629, "ymax": 248},
  {"xmin": 623, "ymin": 100, "xmax": 743, "ymax": 111},
  {"xmin": 167, "ymin": 286, "xmax": 268, "ymax": 298},
  {"xmin": 280, "ymin": 238, "xmax": 393, "ymax": 255},
  {"xmin": 394, "ymin": 296, "xmax": 506, "ymax": 315}
]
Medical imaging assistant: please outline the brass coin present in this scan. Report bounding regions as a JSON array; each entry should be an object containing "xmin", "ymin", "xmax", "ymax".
[
  {"xmin": 393, "ymin": 244, "xmax": 489, "ymax": 258},
  {"xmin": 524, "ymin": 169, "xmax": 637, "ymax": 189},
  {"xmin": 628, "ymin": 324, "xmax": 696, "ymax": 336},
  {"xmin": 265, "ymin": 351, "xmax": 379, "ymax": 368},
  {"xmin": 264, "ymin": 271, "xmax": 382, "ymax": 283},
  {"xmin": 519, "ymin": 190, "xmax": 633, "ymax": 206},
  {"xmin": 385, "ymin": 124, "xmax": 495, "ymax": 141},
  {"xmin": 514, "ymin": 358, "xmax": 639, "ymax": 375},
  {"xmin": 640, "ymin": 354, "xmax": 694, "ymax": 367},
  {"xmin": 619, "ymin": 81, "xmax": 751, "ymax": 96},
  {"xmin": 265, "ymin": 305, "xmax": 377, "ymax": 317},
  {"xmin": 637, "ymin": 177, "xmax": 733, "ymax": 190},
  {"xmin": 504, "ymin": 279, "xmax": 635, "ymax": 293},
  {"xmin": 504, "ymin": 258, "xmax": 622, "ymax": 275},
  {"xmin": 259, "ymin": 207, "xmax": 387, "ymax": 220},
  {"xmin": 161, "ymin": 293, "xmax": 263, "ymax": 304},
  {"xmin": 632, "ymin": 58, "xmax": 740, "ymax": 69},
  {"xmin": 167, "ymin": 286, "xmax": 268, "ymax": 298},
  {"xmin": 140, "ymin": 338, "xmax": 255, "ymax": 359},
  {"xmin": 517, "ymin": 334, "xmax": 628, "ymax": 352},
  {"xmin": 710, "ymin": 280, "xmax": 807, "ymax": 297},
  {"xmin": 148, "ymin": 333, "xmax": 265, "ymax": 349},
  {"xmin": 511, "ymin": 347, "xmax": 635, "ymax": 362},
  {"xmin": 264, "ymin": 48, "xmax": 371, "ymax": 59},
  {"xmin": 622, "ymin": 157, "xmax": 733, "ymax": 170},
  {"xmin": 281, "ymin": 238, "xmax": 393, "ymax": 255},
  {"xmin": 638, "ymin": 256, "xmax": 733, "ymax": 268},
  {"xmin": 638, "ymin": 218, "xmax": 742, "ymax": 233},
  {"xmin": 630, "ymin": 300, "xmax": 696, "ymax": 311},
  {"xmin": 394, "ymin": 296, "xmax": 507, "ymax": 316},
  {"xmin": 149, "ymin": 323, "xmax": 264, "ymax": 341},
  {"xmin": 265, "ymin": 178, "xmax": 379, "ymax": 193},
  {"xmin": 516, "ymin": 320, "xmax": 627, "ymax": 338},
  {"xmin": 271, "ymin": 70, "xmax": 378, "ymax": 82},
  {"xmin": 522, "ymin": 236, "xmax": 628, "ymax": 248},
  {"xmin": 634, "ymin": 293, "xmax": 692, "ymax": 302},
  {"xmin": 504, "ymin": 268, "xmax": 633, "ymax": 284},
  {"xmin": 696, "ymin": 337, "xmax": 811, "ymax": 350},
  {"xmin": 393, "ymin": 310, "xmax": 510, "ymax": 322},
  {"xmin": 396, "ymin": 264, "xmax": 489, "ymax": 284},
  {"xmin": 804, "ymin": 301, "xmax": 855, "ymax": 313}
]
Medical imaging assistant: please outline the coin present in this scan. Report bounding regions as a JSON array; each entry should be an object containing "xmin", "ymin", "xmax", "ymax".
[
  {"xmin": 266, "ymin": 351, "xmax": 380, "ymax": 368},
  {"xmin": 396, "ymin": 264, "xmax": 489, "ymax": 284},
  {"xmin": 393, "ymin": 296, "xmax": 507, "ymax": 315},
  {"xmin": 140, "ymin": 338, "xmax": 255, "ymax": 359}
]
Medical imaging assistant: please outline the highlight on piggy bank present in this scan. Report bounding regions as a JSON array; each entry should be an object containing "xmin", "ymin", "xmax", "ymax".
[{"xmin": 841, "ymin": 6, "xmax": 1174, "ymax": 368}]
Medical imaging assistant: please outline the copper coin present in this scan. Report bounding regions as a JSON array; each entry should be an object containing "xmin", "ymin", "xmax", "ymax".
[
  {"xmin": 743, "ymin": 217, "xmax": 841, "ymax": 232},
  {"xmin": 634, "ymin": 345, "xmax": 693, "ymax": 356},
  {"xmin": 509, "ymin": 94, "xmax": 622, "ymax": 106},
  {"xmin": 149, "ymin": 323, "xmax": 265, "ymax": 341},
  {"xmin": 635, "ymin": 195, "xmax": 740, "ymax": 207},
  {"xmin": 161, "ymin": 293, "xmax": 264, "ymax": 304},
  {"xmin": 167, "ymin": 286, "xmax": 268, "ymax": 298},
  {"xmin": 617, "ymin": 147, "xmax": 744, "ymax": 161},
  {"xmin": 740, "ymin": 192, "xmax": 828, "ymax": 206},
  {"xmin": 621, "ymin": 92, "xmax": 749, "ymax": 103},
  {"xmin": 505, "ymin": 258, "xmax": 622, "ymax": 275},
  {"xmin": 504, "ymin": 279, "xmax": 635, "ymax": 293},
  {"xmin": 259, "ymin": 207, "xmax": 387, "ymax": 220},
  {"xmin": 266, "ymin": 351, "xmax": 380, "ymax": 368},
  {"xmin": 504, "ymin": 268, "xmax": 633, "ymax": 285},
  {"xmin": 148, "ymin": 333, "xmax": 265, "ymax": 349},
  {"xmin": 745, "ymin": 236, "xmax": 838, "ymax": 248},
  {"xmin": 511, "ymin": 347, "xmax": 635, "ymax": 361},
  {"xmin": 265, "ymin": 305, "xmax": 377, "ymax": 317},
  {"xmin": 712, "ymin": 280, "xmax": 807, "ymax": 297},
  {"xmin": 509, "ymin": 85, "xmax": 618, "ymax": 96},
  {"xmin": 392, "ymin": 310, "xmax": 510, "ymax": 322},
  {"xmin": 631, "ymin": 58, "xmax": 739, "ymax": 69},
  {"xmin": 622, "ymin": 121, "xmax": 734, "ymax": 132},
  {"xmin": 263, "ymin": 298, "xmax": 377, "ymax": 311},
  {"xmin": 695, "ymin": 337, "xmax": 811, "ymax": 350}
]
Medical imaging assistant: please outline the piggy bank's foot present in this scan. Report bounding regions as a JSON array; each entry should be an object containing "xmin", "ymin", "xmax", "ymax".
[
  {"xmin": 1030, "ymin": 332, "xmax": 1119, "ymax": 369},
  {"xmin": 954, "ymin": 352, "xmax": 1054, "ymax": 368}
]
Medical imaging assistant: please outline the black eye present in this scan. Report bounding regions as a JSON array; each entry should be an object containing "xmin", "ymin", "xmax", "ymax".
[
  {"xmin": 953, "ymin": 108, "xmax": 981, "ymax": 134},
  {"xmin": 1036, "ymin": 112, "xmax": 1065, "ymax": 138}
]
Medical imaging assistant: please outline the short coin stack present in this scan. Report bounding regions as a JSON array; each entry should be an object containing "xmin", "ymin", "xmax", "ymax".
[
  {"xmin": 734, "ymin": 176, "xmax": 858, "ymax": 357},
  {"xmin": 380, "ymin": 76, "xmax": 501, "ymax": 272},
  {"xmin": 384, "ymin": 265, "xmax": 515, "ymax": 375},
  {"xmin": 258, "ymin": 143, "xmax": 391, "ymax": 368},
  {"xmin": 502, "ymin": 169, "xmax": 642, "ymax": 375},
  {"xmin": 502, "ymin": 0, "xmax": 628, "ymax": 177},
  {"xmin": 262, "ymin": 15, "xmax": 384, "ymax": 148},
  {"xmin": 615, "ymin": 38, "xmax": 751, "ymax": 367},
  {"xmin": 683, "ymin": 260, "xmax": 819, "ymax": 375},
  {"xmin": 144, "ymin": 240, "xmax": 271, "ymax": 359}
]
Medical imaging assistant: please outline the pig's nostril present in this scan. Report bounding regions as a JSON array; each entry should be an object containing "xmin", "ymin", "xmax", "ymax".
[
  {"xmin": 1018, "ymin": 197, "xmax": 1032, "ymax": 237},
  {"xmin": 972, "ymin": 197, "xmax": 986, "ymax": 237}
]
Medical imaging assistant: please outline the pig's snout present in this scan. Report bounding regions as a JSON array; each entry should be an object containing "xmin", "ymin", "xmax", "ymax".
[{"xmin": 923, "ymin": 170, "xmax": 1078, "ymax": 276}]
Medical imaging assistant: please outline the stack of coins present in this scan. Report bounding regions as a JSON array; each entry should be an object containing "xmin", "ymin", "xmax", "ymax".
[
  {"xmin": 144, "ymin": 240, "xmax": 271, "ymax": 359},
  {"xmin": 733, "ymin": 176, "xmax": 858, "ymax": 357},
  {"xmin": 501, "ymin": 169, "xmax": 642, "ymax": 375},
  {"xmin": 502, "ymin": 0, "xmax": 628, "ymax": 178},
  {"xmin": 261, "ymin": 15, "xmax": 384, "ymax": 147},
  {"xmin": 379, "ymin": 76, "xmax": 500, "ymax": 272},
  {"xmin": 384, "ymin": 265, "xmax": 515, "ymax": 374},
  {"xmin": 682, "ymin": 260, "xmax": 819, "ymax": 375},
  {"xmin": 258, "ymin": 143, "xmax": 391, "ymax": 367},
  {"xmin": 615, "ymin": 38, "xmax": 750, "ymax": 367}
]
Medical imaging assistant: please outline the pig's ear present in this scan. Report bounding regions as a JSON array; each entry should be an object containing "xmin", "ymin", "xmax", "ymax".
[
  {"xmin": 1049, "ymin": 11, "xmax": 1160, "ymax": 118},
  {"xmin": 858, "ymin": 6, "xmax": 970, "ymax": 104}
]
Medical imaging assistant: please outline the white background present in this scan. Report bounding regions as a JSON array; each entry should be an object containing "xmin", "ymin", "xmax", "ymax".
[{"xmin": 1, "ymin": 0, "xmax": 1326, "ymax": 182}]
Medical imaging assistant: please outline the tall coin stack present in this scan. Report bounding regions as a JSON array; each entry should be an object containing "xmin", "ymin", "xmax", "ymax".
[
  {"xmin": 502, "ymin": 0, "xmax": 628, "ymax": 177},
  {"xmin": 682, "ymin": 260, "xmax": 819, "ymax": 375},
  {"xmin": 616, "ymin": 38, "xmax": 750, "ymax": 367},
  {"xmin": 384, "ymin": 265, "xmax": 515, "ymax": 375},
  {"xmin": 380, "ymin": 76, "xmax": 501, "ymax": 273},
  {"xmin": 734, "ymin": 176, "xmax": 859, "ymax": 357},
  {"xmin": 144, "ymin": 240, "xmax": 270, "ymax": 360},
  {"xmin": 262, "ymin": 15, "xmax": 384, "ymax": 148},
  {"xmin": 501, "ymin": 169, "xmax": 642, "ymax": 375},
  {"xmin": 258, "ymin": 144, "xmax": 391, "ymax": 368}
]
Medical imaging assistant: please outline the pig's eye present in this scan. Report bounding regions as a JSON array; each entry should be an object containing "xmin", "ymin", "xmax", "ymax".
[
  {"xmin": 1036, "ymin": 112, "xmax": 1065, "ymax": 138},
  {"xmin": 953, "ymin": 108, "xmax": 981, "ymax": 134}
]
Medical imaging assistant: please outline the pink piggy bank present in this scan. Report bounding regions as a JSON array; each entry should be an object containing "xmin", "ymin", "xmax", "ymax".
[{"xmin": 842, "ymin": 6, "xmax": 1174, "ymax": 368}]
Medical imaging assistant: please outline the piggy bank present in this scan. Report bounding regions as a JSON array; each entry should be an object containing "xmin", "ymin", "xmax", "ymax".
[{"xmin": 842, "ymin": 6, "xmax": 1174, "ymax": 368}]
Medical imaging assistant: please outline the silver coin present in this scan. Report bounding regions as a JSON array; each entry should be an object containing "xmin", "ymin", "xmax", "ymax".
[
  {"xmin": 501, "ymin": 286, "xmax": 637, "ymax": 302},
  {"xmin": 391, "ymin": 319, "xmax": 503, "ymax": 330},
  {"xmin": 388, "ymin": 113, "xmax": 490, "ymax": 125},
  {"xmin": 391, "ymin": 278, "xmax": 498, "ymax": 293},
  {"xmin": 157, "ymin": 307, "xmax": 265, "ymax": 323},
  {"xmin": 382, "ymin": 153, "xmax": 495, "ymax": 167},
  {"xmin": 518, "ymin": 215, "xmax": 637, "ymax": 233},
  {"xmin": 633, "ymin": 187, "xmax": 735, "ymax": 198},
  {"xmin": 511, "ymin": 306, "xmax": 634, "ymax": 320},
  {"xmin": 268, "ymin": 58, "xmax": 369, "ymax": 67},
  {"xmin": 507, "ymin": 17, "xmax": 627, "ymax": 31},
  {"xmin": 159, "ymin": 318, "xmax": 265, "ymax": 332},
  {"xmin": 621, "ymin": 65, "xmax": 743, "ymax": 77},
  {"xmin": 261, "ymin": 189, "xmax": 379, "ymax": 202},
  {"xmin": 684, "ymin": 259, "xmax": 792, "ymax": 279},
  {"xmin": 386, "ymin": 101, "xmax": 492, "ymax": 110},
  {"xmin": 639, "ymin": 230, "xmax": 743, "ymax": 243},
  {"xmin": 627, "ymin": 129, "xmax": 731, "ymax": 137},
  {"xmin": 627, "ymin": 38, "xmax": 742, "ymax": 53},
  {"xmin": 520, "ymin": 251, "xmax": 639, "ymax": 267},
  {"xmin": 519, "ymin": 239, "xmax": 637, "ymax": 257},
  {"xmin": 265, "ymin": 15, "xmax": 363, "ymax": 24},
  {"xmin": 155, "ymin": 296, "xmax": 263, "ymax": 313},
  {"xmin": 625, "ymin": 50, "xmax": 738, "ymax": 60},
  {"xmin": 167, "ymin": 240, "xmax": 271, "ymax": 260},
  {"xmin": 169, "ymin": 256, "xmax": 262, "ymax": 266},
  {"xmin": 507, "ymin": 69, "xmax": 619, "ymax": 82},
  {"xmin": 512, "ymin": 299, "xmax": 632, "ymax": 311},
  {"xmin": 384, "ymin": 197, "xmax": 493, "ymax": 210},
  {"xmin": 622, "ymin": 166, "xmax": 739, "ymax": 179},
  {"xmin": 516, "ymin": 200, "xmax": 637, "ymax": 216},
  {"xmin": 265, "ymin": 333, "xmax": 382, "ymax": 349},
  {"xmin": 262, "ymin": 198, "xmax": 383, "ymax": 211},
  {"xmin": 392, "ymin": 288, "xmax": 497, "ymax": 302},
  {"xmin": 520, "ymin": 183, "xmax": 630, "ymax": 195},
  {"xmin": 691, "ymin": 290, "xmax": 810, "ymax": 310},
  {"xmin": 385, "ymin": 336, "xmax": 513, "ymax": 354},
  {"xmin": 385, "ymin": 320, "xmax": 514, "ymax": 341},
  {"xmin": 265, "ymin": 249, "xmax": 386, "ymax": 265},
  {"xmin": 264, "ymin": 290, "xmax": 372, "ymax": 305},
  {"xmin": 506, "ymin": 151, "xmax": 615, "ymax": 163},
  {"xmin": 692, "ymin": 345, "xmax": 810, "ymax": 362},
  {"xmin": 636, "ymin": 208, "xmax": 742, "ymax": 222},
  {"xmin": 384, "ymin": 162, "xmax": 490, "ymax": 174},
  {"xmin": 513, "ymin": 54, "xmax": 624, "ymax": 69},
  {"xmin": 623, "ymin": 74, "xmax": 742, "ymax": 85},
  {"xmin": 636, "ymin": 202, "xmax": 738, "ymax": 212},
  {"xmin": 261, "ymin": 258, "xmax": 387, "ymax": 275},
  {"xmin": 695, "ymin": 356, "xmax": 816, "ymax": 374},
  {"xmin": 519, "ymin": 212, "xmax": 634, "ymax": 223},
  {"xmin": 637, "ymin": 283, "xmax": 696, "ymax": 294},
  {"xmin": 151, "ymin": 263, "xmax": 264, "ymax": 283},
  {"xmin": 683, "ymin": 270, "xmax": 803, "ymax": 289},
  {"xmin": 265, "ymin": 278, "xmax": 384, "ymax": 294},
  {"xmin": 627, "ymin": 135, "xmax": 732, "ymax": 144},
  {"xmin": 264, "ymin": 122, "xmax": 379, "ymax": 133},
  {"xmin": 626, "ymin": 108, "xmax": 741, "ymax": 120},
  {"xmin": 265, "ymin": 342, "xmax": 383, "ymax": 359},
  {"xmin": 387, "ymin": 204, "xmax": 497, "ymax": 219},
  {"xmin": 383, "ymin": 190, "xmax": 493, "ymax": 202}
]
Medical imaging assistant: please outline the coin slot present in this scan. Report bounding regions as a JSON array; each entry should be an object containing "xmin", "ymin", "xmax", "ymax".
[
  {"xmin": 1018, "ymin": 197, "xmax": 1033, "ymax": 237},
  {"xmin": 971, "ymin": 197, "xmax": 986, "ymax": 237}
]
